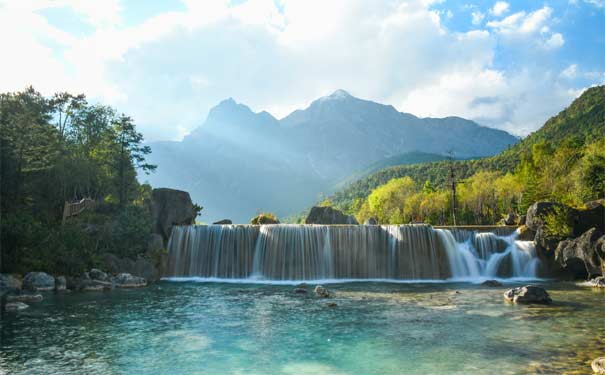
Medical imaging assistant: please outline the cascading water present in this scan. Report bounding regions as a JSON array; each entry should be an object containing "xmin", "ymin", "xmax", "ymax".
[{"xmin": 166, "ymin": 224, "xmax": 541, "ymax": 282}]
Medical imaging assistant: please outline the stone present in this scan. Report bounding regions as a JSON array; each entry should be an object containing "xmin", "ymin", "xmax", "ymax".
[
  {"xmin": 89, "ymin": 268, "xmax": 109, "ymax": 281},
  {"xmin": 503, "ymin": 285, "xmax": 552, "ymax": 304},
  {"xmin": 101, "ymin": 253, "xmax": 160, "ymax": 283},
  {"xmin": 55, "ymin": 276, "xmax": 67, "ymax": 291},
  {"xmin": 481, "ymin": 280, "xmax": 503, "ymax": 287},
  {"xmin": 314, "ymin": 285, "xmax": 330, "ymax": 298},
  {"xmin": 503, "ymin": 213, "xmax": 518, "ymax": 226},
  {"xmin": 589, "ymin": 276, "xmax": 605, "ymax": 288},
  {"xmin": 305, "ymin": 206, "xmax": 358, "ymax": 225},
  {"xmin": 555, "ymin": 228, "xmax": 605, "ymax": 278},
  {"xmin": 6, "ymin": 294, "xmax": 43, "ymax": 303},
  {"xmin": 5, "ymin": 302, "xmax": 29, "ymax": 312},
  {"xmin": 112, "ymin": 273, "xmax": 146, "ymax": 288},
  {"xmin": 213, "ymin": 219, "xmax": 232, "ymax": 225},
  {"xmin": 592, "ymin": 357, "xmax": 605, "ymax": 374},
  {"xmin": 293, "ymin": 288, "xmax": 307, "ymax": 294},
  {"xmin": 364, "ymin": 217, "xmax": 378, "ymax": 225},
  {"xmin": 151, "ymin": 188, "xmax": 197, "ymax": 243},
  {"xmin": 250, "ymin": 214, "xmax": 279, "ymax": 224},
  {"xmin": 0, "ymin": 274, "xmax": 22, "ymax": 291},
  {"xmin": 326, "ymin": 302, "xmax": 338, "ymax": 308},
  {"xmin": 23, "ymin": 272, "xmax": 55, "ymax": 291}
]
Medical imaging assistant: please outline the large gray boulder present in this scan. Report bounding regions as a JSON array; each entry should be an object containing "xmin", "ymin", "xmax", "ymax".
[
  {"xmin": 305, "ymin": 206, "xmax": 358, "ymax": 225},
  {"xmin": 555, "ymin": 228, "xmax": 605, "ymax": 278},
  {"xmin": 503, "ymin": 285, "xmax": 552, "ymax": 304},
  {"xmin": 112, "ymin": 273, "xmax": 146, "ymax": 288},
  {"xmin": 23, "ymin": 272, "xmax": 55, "ymax": 291},
  {"xmin": 151, "ymin": 188, "xmax": 197, "ymax": 242}
]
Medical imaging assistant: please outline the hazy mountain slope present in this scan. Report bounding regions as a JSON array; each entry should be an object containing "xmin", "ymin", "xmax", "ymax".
[
  {"xmin": 330, "ymin": 85, "xmax": 605, "ymax": 212},
  {"xmin": 145, "ymin": 90, "xmax": 518, "ymax": 223}
]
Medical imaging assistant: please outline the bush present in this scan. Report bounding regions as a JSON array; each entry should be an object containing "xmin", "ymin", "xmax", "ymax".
[{"xmin": 250, "ymin": 212, "xmax": 280, "ymax": 224}]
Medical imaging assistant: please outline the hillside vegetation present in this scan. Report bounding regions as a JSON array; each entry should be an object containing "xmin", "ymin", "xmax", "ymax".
[{"xmin": 330, "ymin": 85, "xmax": 605, "ymax": 224}]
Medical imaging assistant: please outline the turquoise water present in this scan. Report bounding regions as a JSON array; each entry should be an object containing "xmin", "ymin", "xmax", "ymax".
[{"xmin": 1, "ymin": 281, "xmax": 604, "ymax": 374}]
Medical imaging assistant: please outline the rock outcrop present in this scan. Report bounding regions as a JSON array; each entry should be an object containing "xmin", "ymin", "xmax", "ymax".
[
  {"xmin": 151, "ymin": 188, "xmax": 197, "ymax": 243},
  {"xmin": 213, "ymin": 219, "xmax": 232, "ymax": 225},
  {"xmin": 250, "ymin": 213, "xmax": 280, "ymax": 224},
  {"xmin": 555, "ymin": 228, "xmax": 605, "ymax": 278},
  {"xmin": 23, "ymin": 272, "xmax": 55, "ymax": 291},
  {"xmin": 503, "ymin": 285, "xmax": 552, "ymax": 304},
  {"xmin": 305, "ymin": 206, "xmax": 358, "ymax": 225}
]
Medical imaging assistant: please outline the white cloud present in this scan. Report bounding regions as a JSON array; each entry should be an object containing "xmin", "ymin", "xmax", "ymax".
[
  {"xmin": 560, "ymin": 64, "xmax": 578, "ymax": 79},
  {"xmin": 0, "ymin": 0, "xmax": 595, "ymax": 141},
  {"xmin": 471, "ymin": 11, "xmax": 485, "ymax": 25},
  {"xmin": 490, "ymin": 1, "xmax": 510, "ymax": 16},
  {"xmin": 585, "ymin": 0, "xmax": 605, "ymax": 8}
]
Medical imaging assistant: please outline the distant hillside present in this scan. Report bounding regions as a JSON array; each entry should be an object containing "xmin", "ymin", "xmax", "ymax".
[
  {"xmin": 330, "ymin": 85, "xmax": 605, "ymax": 212},
  {"xmin": 145, "ymin": 90, "xmax": 518, "ymax": 223}
]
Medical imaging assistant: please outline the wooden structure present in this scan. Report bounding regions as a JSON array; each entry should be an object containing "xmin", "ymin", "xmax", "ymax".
[{"xmin": 62, "ymin": 198, "xmax": 96, "ymax": 225}]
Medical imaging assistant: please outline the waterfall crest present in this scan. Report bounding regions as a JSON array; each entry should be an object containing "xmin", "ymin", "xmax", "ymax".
[{"xmin": 166, "ymin": 225, "xmax": 540, "ymax": 281}]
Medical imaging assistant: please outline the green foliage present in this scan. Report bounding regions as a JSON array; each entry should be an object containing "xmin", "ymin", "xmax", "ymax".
[
  {"xmin": 0, "ymin": 87, "xmax": 157, "ymax": 275},
  {"xmin": 251, "ymin": 212, "xmax": 280, "ymax": 224},
  {"xmin": 542, "ymin": 206, "xmax": 573, "ymax": 239},
  {"xmin": 192, "ymin": 202, "xmax": 204, "ymax": 217}
]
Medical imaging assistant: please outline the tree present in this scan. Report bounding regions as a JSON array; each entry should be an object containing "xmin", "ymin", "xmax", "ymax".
[{"xmin": 112, "ymin": 115, "xmax": 156, "ymax": 206}]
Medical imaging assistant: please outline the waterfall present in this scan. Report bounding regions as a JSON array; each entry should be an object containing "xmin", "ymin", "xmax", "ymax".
[{"xmin": 166, "ymin": 225, "xmax": 540, "ymax": 281}]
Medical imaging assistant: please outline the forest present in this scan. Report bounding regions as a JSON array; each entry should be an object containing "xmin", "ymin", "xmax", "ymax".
[
  {"xmin": 330, "ymin": 85, "xmax": 605, "ymax": 225},
  {"xmin": 0, "ymin": 87, "xmax": 157, "ymax": 275}
]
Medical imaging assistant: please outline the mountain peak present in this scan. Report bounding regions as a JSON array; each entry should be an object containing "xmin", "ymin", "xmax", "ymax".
[{"xmin": 320, "ymin": 89, "xmax": 354, "ymax": 101}]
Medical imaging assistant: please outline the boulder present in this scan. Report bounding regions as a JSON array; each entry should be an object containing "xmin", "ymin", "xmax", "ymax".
[
  {"xmin": 7, "ymin": 294, "xmax": 43, "ymax": 303},
  {"xmin": 592, "ymin": 357, "xmax": 605, "ymax": 374},
  {"xmin": 503, "ymin": 213, "xmax": 518, "ymax": 226},
  {"xmin": 364, "ymin": 217, "xmax": 378, "ymax": 225},
  {"xmin": 314, "ymin": 285, "xmax": 330, "ymax": 298},
  {"xmin": 112, "ymin": 273, "xmax": 146, "ymax": 288},
  {"xmin": 89, "ymin": 268, "xmax": 109, "ymax": 282},
  {"xmin": 251, "ymin": 213, "xmax": 279, "ymax": 224},
  {"xmin": 213, "ymin": 219, "xmax": 232, "ymax": 225},
  {"xmin": 305, "ymin": 206, "xmax": 358, "ymax": 225},
  {"xmin": 55, "ymin": 276, "xmax": 67, "ymax": 291},
  {"xmin": 481, "ymin": 280, "xmax": 503, "ymax": 287},
  {"xmin": 101, "ymin": 253, "xmax": 160, "ymax": 283},
  {"xmin": 555, "ymin": 228, "xmax": 605, "ymax": 278},
  {"xmin": 588, "ymin": 276, "xmax": 605, "ymax": 288},
  {"xmin": 5, "ymin": 302, "xmax": 29, "ymax": 312},
  {"xmin": 0, "ymin": 274, "xmax": 22, "ymax": 291},
  {"xmin": 503, "ymin": 285, "xmax": 552, "ymax": 304},
  {"xmin": 23, "ymin": 272, "xmax": 55, "ymax": 291},
  {"xmin": 151, "ymin": 188, "xmax": 197, "ymax": 243}
]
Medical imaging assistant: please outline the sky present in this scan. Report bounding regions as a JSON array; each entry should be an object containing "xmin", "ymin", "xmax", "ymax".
[{"xmin": 1, "ymin": 0, "xmax": 604, "ymax": 141}]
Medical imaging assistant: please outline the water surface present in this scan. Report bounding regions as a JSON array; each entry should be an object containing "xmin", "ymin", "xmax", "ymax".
[{"xmin": 1, "ymin": 281, "xmax": 604, "ymax": 374}]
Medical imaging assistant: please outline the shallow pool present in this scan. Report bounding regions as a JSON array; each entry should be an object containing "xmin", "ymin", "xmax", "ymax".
[{"xmin": 1, "ymin": 281, "xmax": 604, "ymax": 374}]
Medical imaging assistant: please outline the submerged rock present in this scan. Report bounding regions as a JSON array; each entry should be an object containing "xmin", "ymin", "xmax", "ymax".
[
  {"xmin": 112, "ymin": 273, "xmax": 146, "ymax": 288},
  {"xmin": 23, "ymin": 272, "xmax": 55, "ymax": 291},
  {"xmin": 4, "ymin": 302, "xmax": 29, "ymax": 312},
  {"xmin": 326, "ymin": 302, "xmax": 338, "ymax": 308},
  {"xmin": 293, "ymin": 288, "xmax": 307, "ymax": 294},
  {"xmin": 503, "ymin": 285, "xmax": 552, "ymax": 304},
  {"xmin": 592, "ymin": 357, "xmax": 605, "ymax": 374},
  {"xmin": 306, "ymin": 206, "xmax": 358, "ymax": 225},
  {"xmin": 481, "ymin": 280, "xmax": 503, "ymax": 287},
  {"xmin": 314, "ymin": 285, "xmax": 330, "ymax": 298},
  {"xmin": 6, "ymin": 294, "xmax": 43, "ymax": 303}
]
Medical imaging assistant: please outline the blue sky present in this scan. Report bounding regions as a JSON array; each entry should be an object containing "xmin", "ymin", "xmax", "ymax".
[{"xmin": 1, "ymin": 0, "xmax": 604, "ymax": 140}]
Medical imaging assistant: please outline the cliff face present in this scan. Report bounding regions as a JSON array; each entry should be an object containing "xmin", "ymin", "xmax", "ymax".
[{"xmin": 151, "ymin": 188, "xmax": 197, "ymax": 243}]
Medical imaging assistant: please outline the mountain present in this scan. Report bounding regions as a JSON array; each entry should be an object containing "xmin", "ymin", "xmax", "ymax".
[
  {"xmin": 145, "ymin": 90, "xmax": 518, "ymax": 223},
  {"xmin": 330, "ymin": 85, "xmax": 605, "ymax": 212}
]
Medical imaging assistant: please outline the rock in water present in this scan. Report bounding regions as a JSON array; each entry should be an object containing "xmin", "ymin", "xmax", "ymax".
[
  {"xmin": 213, "ymin": 219, "xmax": 232, "ymax": 225},
  {"xmin": 23, "ymin": 272, "xmax": 55, "ymax": 291},
  {"xmin": 151, "ymin": 188, "xmax": 197, "ymax": 243},
  {"xmin": 314, "ymin": 285, "xmax": 330, "ymax": 298},
  {"xmin": 592, "ymin": 357, "xmax": 605, "ymax": 374},
  {"xmin": 55, "ymin": 276, "xmax": 67, "ymax": 291},
  {"xmin": 7, "ymin": 294, "xmax": 43, "ymax": 303},
  {"xmin": 555, "ymin": 228, "xmax": 605, "ymax": 278},
  {"xmin": 482, "ymin": 280, "xmax": 503, "ymax": 287},
  {"xmin": 293, "ymin": 288, "xmax": 307, "ymax": 294},
  {"xmin": 503, "ymin": 285, "xmax": 552, "ymax": 304},
  {"xmin": 305, "ymin": 206, "xmax": 358, "ymax": 225},
  {"xmin": 112, "ymin": 273, "xmax": 146, "ymax": 288},
  {"xmin": 4, "ymin": 302, "xmax": 29, "ymax": 312},
  {"xmin": 589, "ymin": 276, "xmax": 605, "ymax": 288}
]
